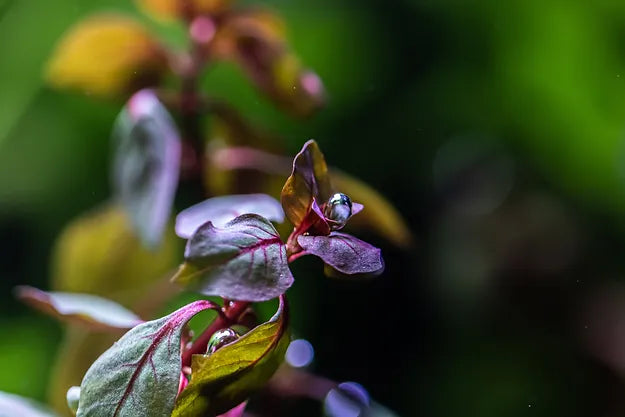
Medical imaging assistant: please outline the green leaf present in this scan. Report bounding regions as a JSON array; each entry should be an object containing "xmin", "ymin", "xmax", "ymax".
[
  {"xmin": 76, "ymin": 300, "xmax": 216, "ymax": 417},
  {"xmin": 173, "ymin": 297, "xmax": 289, "ymax": 416},
  {"xmin": 16, "ymin": 286, "xmax": 142, "ymax": 332},
  {"xmin": 0, "ymin": 391, "xmax": 59, "ymax": 417},
  {"xmin": 172, "ymin": 214, "xmax": 293, "ymax": 302}
]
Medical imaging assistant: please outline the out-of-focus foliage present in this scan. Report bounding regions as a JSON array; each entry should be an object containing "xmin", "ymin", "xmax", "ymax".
[
  {"xmin": 50, "ymin": 204, "xmax": 179, "ymax": 300},
  {"xmin": 45, "ymin": 14, "xmax": 168, "ymax": 98},
  {"xmin": 135, "ymin": 0, "xmax": 231, "ymax": 21},
  {"xmin": 211, "ymin": 10, "xmax": 324, "ymax": 117}
]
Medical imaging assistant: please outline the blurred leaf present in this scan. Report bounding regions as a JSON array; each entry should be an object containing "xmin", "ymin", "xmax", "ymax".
[
  {"xmin": 212, "ymin": 10, "xmax": 324, "ymax": 117},
  {"xmin": 77, "ymin": 300, "xmax": 216, "ymax": 417},
  {"xmin": 0, "ymin": 391, "xmax": 59, "ymax": 417},
  {"xmin": 173, "ymin": 214, "xmax": 293, "ymax": 302},
  {"xmin": 112, "ymin": 89, "xmax": 181, "ymax": 248},
  {"xmin": 173, "ymin": 296, "xmax": 289, "ymax": 416},
  {"xmin": 16, "ymin": 286, "xmax": 142, "ymax": 332},
  {"xmin": 176, "ymin": 194, "xmax": 284, "ymax": 239},
  {"xmin": 297, "ymin": 233, "xmax": 383, "ymax": 276},
  {"xmin": 45, "ymin": 14, "xmax": 168, "ymax": 98},
  {"xmin": 47, "ymin": 329, "xmax": 118, "ymax": 415},
  {"xmin": 135, "ymin": 0, "xmax": 231, "ymax": 21},
  {"xmin": 50, "ymin": 203, "xmax": 180, "ymax": 301},
  {"xmin": 203, "ymin": 105, "xmax": 287, "ymax": 197},
  {"xmin": 331, "ymin": 169, "xmax": 413, "ymax": 248},
  {"xmin": 281, "ymin": 140, "xmax": 331, "ymax": 227}
]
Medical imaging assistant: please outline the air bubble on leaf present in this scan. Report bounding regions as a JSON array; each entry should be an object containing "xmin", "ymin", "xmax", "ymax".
[
  {"xmin": 324, "ymin": 193, "xmax": 352, "ymax": 230},
  {"xmin": 206, "ymin": 328, "xmax": 239, "ymax": 355},
  {"xmin": 66, "ymin": 386, "xmax": 80, "ymax": 414},
  {"xmin": 285, "ymin": 339, "xmax": 314, "ymax": 368}
]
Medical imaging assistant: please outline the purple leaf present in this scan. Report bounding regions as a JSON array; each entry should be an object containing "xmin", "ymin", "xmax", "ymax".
[
  {"xmin": 0, "ymin": 391, "xmax": 58, "ymax": 417},
  {"xmin": 112, "ymin": 89, "xmax": 181, "ymax": 248},
  {"xmin": 173, "ymin": 214, "xmax": 293, "ymax": 302},
  {"xmin": 77, "ymin": 300, "xmax": 217, "ymax": 417},
  {"xmin": 16, "ymin": 286, "xmax": 142, "ymax": 331},
  {"xmin": 352, "ymin": 202, "xmax": 364, "ymax": 217},
  {"xmin": 175, "ymin": 194, "xmax": 285, "ymax": 239},
  {"xmin": 297, "ymin": 233, "xmax": 383, "ymax": 275}
]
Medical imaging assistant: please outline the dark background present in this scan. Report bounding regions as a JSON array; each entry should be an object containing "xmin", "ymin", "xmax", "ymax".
[{"xmin": 3, "ymin": 0, "xmax": 625, "ymax": 416}]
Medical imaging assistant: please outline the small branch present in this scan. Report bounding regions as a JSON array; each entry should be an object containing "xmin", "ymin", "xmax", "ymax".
[
  {"xmin": 288, "ymin": 251, "xmax": 308, "ymax": 264},
  {"xmin": 181, "ymin": 301, "xmax": 250, "ymax": 367}
]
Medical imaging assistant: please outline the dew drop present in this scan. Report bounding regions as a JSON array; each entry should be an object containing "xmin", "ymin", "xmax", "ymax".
[
  {"xmin": 66, "ymin": 386, "xmax": 80, "ymax": 415},
  {"xmin": 324, "ymin": 193, "xmax": 352, "ymax": 230},
  {"xmin": 206, "ymin": 328, "xmax": 239, "ymax": 355}
]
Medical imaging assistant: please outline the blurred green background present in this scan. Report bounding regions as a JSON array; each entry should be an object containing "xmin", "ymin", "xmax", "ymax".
[{"xmin": 5, "ymin": 0, "xmax": 625, "ymax": 416}]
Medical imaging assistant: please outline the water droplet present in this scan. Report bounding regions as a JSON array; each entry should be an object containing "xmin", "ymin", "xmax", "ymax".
[
  {"xmin": 324, "ymin": 193, "xmax": 352, "ymax": 230},
  {"xmin": 206, "ymin": 328, "xmax": 239, "ymax": 355},
  {"xmin": 66, "ymin": 386, "xmax": 80, "ymax": 414}
]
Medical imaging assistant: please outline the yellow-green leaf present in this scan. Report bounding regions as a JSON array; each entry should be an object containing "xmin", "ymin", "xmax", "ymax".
[
  {"xmin": 45, "ymin": 14, "xmax": 168, "ymax": 98},
  {"xmin": 172, "ymin": 297, "xmax": 289, "ymax": 416},
  {"xmin": 331, "ymin": 169, "xmax": 413, "ymax": 248},
  {"xmin": 281, "ymin": 140, "xmax": 332, "ymax": 227},
  {"xmin": 50, "ymin": 203, "xmax": 180, "ymax": 303},
  {"xmin": 135, "ymin": 0, "xmax": 232, "ymax": 21}
]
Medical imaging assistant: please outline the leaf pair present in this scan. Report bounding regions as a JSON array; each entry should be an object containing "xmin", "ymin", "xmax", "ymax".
[
  {"xmin": 45, "ymin": 297, "xmax": 286, "ymax": 416},
  {"xmin": 281, "ymin": 140, "xmax": 384, "ymax": 275},
  {"xmin": 18, "ymin": 286, "xmax": 287, "ymax": 416},
  {"xmin": 173, "ymin": 296, "xmax": 289, "ymax": 416}
]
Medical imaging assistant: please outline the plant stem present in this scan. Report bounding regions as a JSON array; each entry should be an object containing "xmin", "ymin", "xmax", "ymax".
[{"xmin": 181, "ymin": 301, "xmax": 250, "ymax": 367}]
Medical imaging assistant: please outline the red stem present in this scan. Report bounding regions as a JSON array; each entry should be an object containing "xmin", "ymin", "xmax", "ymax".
[{"xmin": 181, "ymin": 301, "xmax": 250, "ymax": 367}]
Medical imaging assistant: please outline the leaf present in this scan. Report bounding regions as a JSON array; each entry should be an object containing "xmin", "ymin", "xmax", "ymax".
[
  {"xmin": 134, "ymin": 0, "xmax": 232, "ymax": 21},
  {"xmin": 173, "ymin": 214, "xmax": 293, "ymax": 302},
  {"xmin": 297, "ymin": 233, "xmax": 384, "ymax": 275},
  {"xmin": 281, "ymin": 140, "xmax": 332, "ymax": 228},
  {"xmin": 50, "ymin": 203, "xmax": 180, "ymax": 300},
  {"xmin": 0, "ymin": 391, "xmax": 59, "ymax": 417},
  {"xmin": 331, "ymin": 169, "xmax": 413, "ymax": 248},
  {"xmin": 211, "ymin": 10, "xmax": 325, "ymax": 116},
  {"xmin": 172, "ymin": 297, "xmax": 289, "ymax": 416},
  {"xmin": 45, "ymin": 14, "xmax": 168, "ymax": 98},
  {"xmin": 76, "ymin": 300, "xmax": 216, "ymax": 417},
  {"xmin": 175, "ymin": 194, "xmax": 285, "ymax": 239},
  {"xmin": 112, "ymin": 89, "xmax": 181, "ymax": 249},
  {"xmin": 217, "ymin": 402, "xmax": 247, "ymax": 417},
  {"xmin": 15, "ymin": 286, "xmax": 142, "ymax": 332}
]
